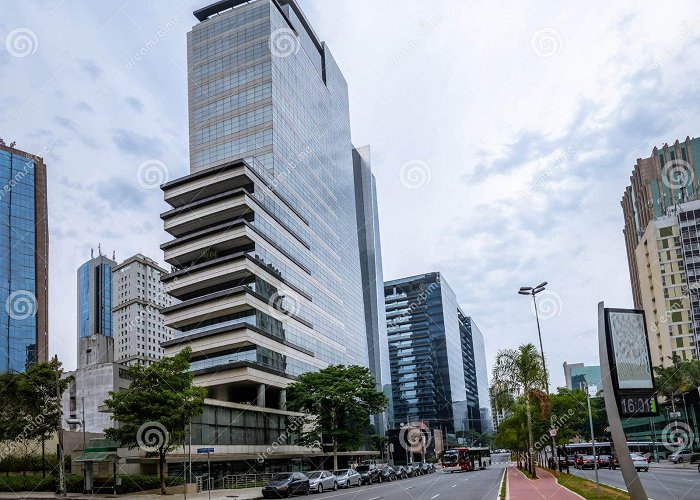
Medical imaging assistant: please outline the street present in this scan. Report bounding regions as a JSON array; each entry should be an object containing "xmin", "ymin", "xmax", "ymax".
[
  {"xmin": 296, "ymin": 459, "xmax": 508, "ymax": 500},
  {"xmin": 570, "ymin": 464, "xmax": 700, "ymax": 499}
]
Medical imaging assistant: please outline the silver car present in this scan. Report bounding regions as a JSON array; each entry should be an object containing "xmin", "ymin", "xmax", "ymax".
[
  {"xmin": 306, "ymin": 470, "xmax": 338, "ymax": 493},
  {"xmin": 333, "ymin": 469, "xmax": 361, "ymax": 488}
]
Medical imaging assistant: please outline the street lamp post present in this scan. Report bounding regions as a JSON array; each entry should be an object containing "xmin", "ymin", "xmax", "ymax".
[{"xmin": 519, "ymin": 282, "xmax": 558, "ymax": 471}]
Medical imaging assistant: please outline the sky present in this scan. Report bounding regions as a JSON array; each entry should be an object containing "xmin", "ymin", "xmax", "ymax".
[{"xmin": 2, "ymin": 0, "xmax": 700, "ymax": 389}]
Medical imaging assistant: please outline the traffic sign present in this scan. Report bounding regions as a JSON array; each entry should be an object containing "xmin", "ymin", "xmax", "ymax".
[
  {"xmin": 549, "ymin": 428, "xmax": 557, "ymax": 437},
  {"xmin": 197, "ymin": 448, "xmax": 214, "ymax": 454}
]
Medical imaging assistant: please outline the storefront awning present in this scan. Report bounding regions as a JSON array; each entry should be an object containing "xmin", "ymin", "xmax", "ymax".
[{"xmin": 73, "ymin": 452, "xmax": 120, "ymax": 463}]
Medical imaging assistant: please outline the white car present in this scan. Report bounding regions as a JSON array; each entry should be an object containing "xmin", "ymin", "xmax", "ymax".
[
  {"xmin": 631, "ymin": 454, "xmax": 649, "ymax": 472},
  {"xmin": 333, "ymin": 469, "xmax": 361, "ymax": 488},
  {"xmin": 306, "ymin": 470, "xmax": 338, "ymax": 493}
]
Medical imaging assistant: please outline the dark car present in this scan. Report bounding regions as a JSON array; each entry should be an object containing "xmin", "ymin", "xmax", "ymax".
[
  {"xmin": 419, "ymin": 462, "xmax": 432, "ymax": 474},
  {"xmin": 380, "ymin": 466, "xmax": 397, "ymax": 482},
  {"xmin": 356, "ymin": 465, "xmax": 382, "ymax": 485},
  {"xmin": 395, "ymin": 466, "xmax": 408, "ymax": 479},
  {"xmin": 578, "ymin": 455, "xmax": 597, "ymax": 470},
  {"xmin": 262, "ymin": 472, "xmax": 310, "ymax": 498},
  {"xmin": 406, "ymin": 462, "xmax": 423, "ymax": 476},
  {"xmin": 596, "ymin": 455, "xmax": 611, "ymax": 468}
]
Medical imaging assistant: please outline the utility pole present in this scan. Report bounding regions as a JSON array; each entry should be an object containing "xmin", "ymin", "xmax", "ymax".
[
  {"xmin": 54, "ymin": 356, "xmax": 66, "ymax": 497},
  {"xmin": 583, "ymin": 382, "xmax": 600, "ymax": 500}
]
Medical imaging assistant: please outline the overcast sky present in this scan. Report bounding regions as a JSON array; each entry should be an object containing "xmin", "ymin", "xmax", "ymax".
[{"xmin": 2, "ymin": 1, "xmax": 700, "ymax": 388}]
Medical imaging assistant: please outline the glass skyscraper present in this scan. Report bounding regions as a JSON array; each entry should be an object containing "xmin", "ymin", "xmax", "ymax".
[
  {"xmin": 384, "ymin": 273, "xmax": 491, "ymax": 439},
  {"xmin": 158, "ymin": 0, "xmax": 387, "ymax": 465},
  {"xmin": 0, "ymin": 144, "xmax": 48, "ymax": 372},
  {"xmin": 76, "ymin": 252, "xmax": 116, "ymax": 368}
]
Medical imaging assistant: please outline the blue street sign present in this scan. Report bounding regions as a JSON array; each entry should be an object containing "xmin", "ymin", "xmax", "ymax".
[{"xmin": 197, "ymin": 448, "xmax": 214, "ymax": 454}]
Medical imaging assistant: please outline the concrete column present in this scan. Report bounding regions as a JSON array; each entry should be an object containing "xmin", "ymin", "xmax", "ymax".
[
  {"xmin": 257, "ymin": 384, "xmax": 266, "ymax": 407},
  {"xmin": 279, "ymin": 389, "xmax": 286, "ymax": 410}
]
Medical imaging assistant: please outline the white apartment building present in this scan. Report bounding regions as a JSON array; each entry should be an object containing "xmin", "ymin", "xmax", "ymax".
[{"xmin": 113, "ymin": 254, "xmax": 175, "ymax": 366}]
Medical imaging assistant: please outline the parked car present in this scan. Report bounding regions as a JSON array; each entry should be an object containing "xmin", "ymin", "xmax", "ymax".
[
  {"xmin": 395, "ymin": 466, "xmax": 409, "ymax": 479},
  {"xmin": 356, "ymin": 464, "xmax": 382, "ymax": 485},
  {"xmin": 406, "ymin": 462, "xmax": 423, "ymax": 476},
  {"xmin": 333, "ymin": 469, "xmax": 361, "ymax": 489},
  {"xmin": 419, "ymin": 462, "xmax": 431, "ymax": 474},
  {"xmin": 380, "ymin": 466, "xmax": 397, "ymax": 482},
  {"xmin": 596, "ymin": 455, "xmax": 611, "ymax": 468},
  {"xmin": 669, "ymin": 450, "xmax": 695, "ymax": 464},
  {"xmin": 306, "ymin": 471, "xmax": 337, "ymax": 493},
  {"xmin": 262, "ymin": 473, "xmax": 310, "ymax": 498}
]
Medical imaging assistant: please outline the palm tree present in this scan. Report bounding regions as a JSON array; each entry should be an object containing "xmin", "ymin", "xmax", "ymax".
[
  {"xmin": 654, "ymin": 358, "xmax": 700, "ymax": 413},
  {"xmin": 492, "ymin": 343, "xmax": 548, "ymax": 478}
]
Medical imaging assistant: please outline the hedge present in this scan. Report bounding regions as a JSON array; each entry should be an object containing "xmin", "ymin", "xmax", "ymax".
[
  {"xmin": 0, "ymin": 474, "xmax": 83, "ymax": 492},
  {"xmin": 117, "ymin": 474, "xmax": 185, "ymax": 494}
]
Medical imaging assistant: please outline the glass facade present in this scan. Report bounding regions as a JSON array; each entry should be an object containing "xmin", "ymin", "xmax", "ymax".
[
  {"xmin": 385, "ymin": 273, "xmax": 490, "ymax": 435},
  {"xmin": 0, "ymin": 149, "xmax": 39, "ymax": 372},
  {"xmin": 182, "ymin": 0, "xmax": 369, "ymax": 377},
  {"xmin": 77, "ymin": 256, "xmax": 115, "ymax": 338}
]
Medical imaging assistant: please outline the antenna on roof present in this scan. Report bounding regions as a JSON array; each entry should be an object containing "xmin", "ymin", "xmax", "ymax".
[
  {"xmin": 91, "ymin": 248, "xmax": 94, "ymax": 259},
  {"xmin": 112, "ymin": 251, "xmax": 116, "ymax": 261},
  {"xmin": 98, "ymin": 243, "xmax": 101, "ymax": 256},
  {"xmin": 8, "ymin": 141, "xmax": 15, "ymax": 148}
]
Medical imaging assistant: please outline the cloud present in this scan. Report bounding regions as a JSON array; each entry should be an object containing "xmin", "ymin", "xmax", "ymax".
[
  {"xmin": 111, "ymin": 129, "xmax": 164, "ymax": 157},
  {"xmin": 125, "ymin": 96, "xmax": 144, "ymax": 113},
  {"xmin": 93, "ymin": 176, "xmax": 147, "ymax": 211},
  {"xmin": 54, "ymin": 116, "xmax": 78, "ymax": 131},
  {"xmin": 75, "ymin": 101, "xmax": 93, "ymax": 113},
  {"xmin": 77, "ymin": 58, "xmax": 103, "ymax": 80}
]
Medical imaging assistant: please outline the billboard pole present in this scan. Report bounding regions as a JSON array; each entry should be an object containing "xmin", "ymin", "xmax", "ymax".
[{"xmin": 597, "ymin": 302, "xmax": 648, "ymax": 500}]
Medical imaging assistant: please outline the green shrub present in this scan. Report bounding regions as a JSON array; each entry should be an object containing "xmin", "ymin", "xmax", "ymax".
[
  {"xmin": 0, "ymin": 475, "xmax": 54, "ymax": 492},
  {"xmin": 117, "ymin": 474, "xmax": 184, "ymax": 494}
]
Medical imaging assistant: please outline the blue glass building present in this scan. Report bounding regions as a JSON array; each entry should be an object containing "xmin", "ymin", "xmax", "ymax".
[
  {"xmin": 0, "ymin": 144, "xmax": 48, "ymax": 372},
  {"xmin": 76, "ymin": 252, "xmax": 116, "ymax": 367},
  {"xmin": 384, "ymin": 273, "xmax": 491, "ymax": 439}
]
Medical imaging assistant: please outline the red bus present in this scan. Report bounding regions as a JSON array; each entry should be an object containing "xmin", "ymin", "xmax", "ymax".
[{"xmin": 441, "ymin": 447, "xmax": 491, "ymax": 472}]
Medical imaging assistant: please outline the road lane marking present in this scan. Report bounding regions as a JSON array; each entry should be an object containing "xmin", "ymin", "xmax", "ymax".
[{"xmin": 430, "ymin": 495, "xmax": 440, "ymax": 499}]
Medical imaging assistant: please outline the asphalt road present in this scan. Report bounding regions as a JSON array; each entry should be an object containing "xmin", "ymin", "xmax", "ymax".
[
  {"xmin": 301, "ymin": 460, "xmax": 508, "ymax": 500},
  {"xmin": 570, "ymin": 464, "xmax": 700, "ymax": 499}
]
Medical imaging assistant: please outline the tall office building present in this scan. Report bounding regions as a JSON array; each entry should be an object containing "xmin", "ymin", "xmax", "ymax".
[
  {"xmin": 113, "ymin": 254, "xmax": 175, "ymax": 366},
  {"xmin": 563, "ymin": 362, "xmax": 602, "ymax": 391},
  {"xmin": 0, "ymin": 143, "xmax": 48, "ymax": 372},
  {"xmin": 353, "ymin": 145, "xmax": 392, "ymax": 435},
  {"xmin": 622, "ymin": 137, "xmax": 700, "ymax": 365},
  {"xmin": 384, "ymin": 272, "xmax": 491, "ymax": 439},
  {"xmin": 77, "ymin": 251, "xmax": 116, "ymax": 368},
  {"xmin": 157, "ymin": 0, "xmax": 384, "ymax": 467}
]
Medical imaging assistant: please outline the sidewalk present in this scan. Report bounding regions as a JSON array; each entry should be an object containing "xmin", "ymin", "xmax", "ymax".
[
  {"xmin": 507, "ymin": 466, "xmax": 581, "ymax": 499},
  {"xmin": 0, "ymin": 488, "xmax": 263, "ymax": 500}
]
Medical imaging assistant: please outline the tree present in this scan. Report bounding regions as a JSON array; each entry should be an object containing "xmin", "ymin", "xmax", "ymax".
[
  {"xmin": 0, "ymin": 360, "xmax": 68, "ymax": 477},
  {"xmin": 492, "ymin": 343, "xmax": 547, "ymax": 477},
  {"xmin": 654, "ymin": 358, "xmax": 700, "ymax": 413},
  {"xmin": 286, "ymin": 365, "xmax": 388, "ymax": 470},
  {"xmin": 104, "ymin": 348, "xmax": 206, "ymax": 494}
]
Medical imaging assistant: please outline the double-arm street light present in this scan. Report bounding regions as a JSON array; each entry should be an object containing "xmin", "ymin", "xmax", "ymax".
[
  {"xmin": 518, "ymin": 282, "xmax": 550, "ymax": 393},
  {"xmin": 519, "ymin": 281, "xmax": 559, "ymax": 471}
]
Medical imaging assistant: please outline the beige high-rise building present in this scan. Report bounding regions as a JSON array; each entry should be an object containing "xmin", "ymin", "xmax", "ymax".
[{"xmin": 621, "ymin": 137, "xmax": 700, "ymax": 366}]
